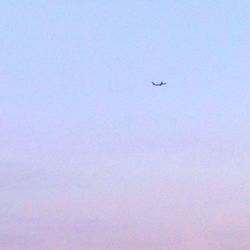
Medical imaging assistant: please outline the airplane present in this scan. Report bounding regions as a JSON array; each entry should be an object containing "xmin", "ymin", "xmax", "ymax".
[{"xmin": 152, "ymin": 81, "xmax": 167, "ymax": 86}]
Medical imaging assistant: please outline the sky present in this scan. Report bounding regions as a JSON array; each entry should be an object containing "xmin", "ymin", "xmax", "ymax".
[{"xmin": 1, "ymin": 1, "xmax": 250, "ymax": 249}]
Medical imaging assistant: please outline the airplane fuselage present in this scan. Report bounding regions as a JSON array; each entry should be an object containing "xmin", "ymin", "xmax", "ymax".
[{"xmin": 152, "ymin": 81, "xmax": 167, "ymax": 86}]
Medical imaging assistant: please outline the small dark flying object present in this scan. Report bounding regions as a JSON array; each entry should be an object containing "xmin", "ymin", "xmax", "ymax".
[{"xmin": 152, "ymin": 81, "xmax": 167, "ymax": 86}]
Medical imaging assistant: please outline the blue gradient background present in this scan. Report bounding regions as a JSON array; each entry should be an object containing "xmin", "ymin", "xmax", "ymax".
[{"xmin": 1, "ymin": 1, "xmax": 250, "ymax": 249}]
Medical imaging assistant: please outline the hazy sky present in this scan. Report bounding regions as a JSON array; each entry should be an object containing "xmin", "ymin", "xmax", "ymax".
[{"xmin": 1, "ymin": 1, "xmax": 250, "ymax": 249}]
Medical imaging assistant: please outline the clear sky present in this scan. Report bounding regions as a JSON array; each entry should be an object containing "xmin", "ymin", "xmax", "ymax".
[{"xmin": 1, "ymin": 1, "xmax": 250, "ymax": 249}]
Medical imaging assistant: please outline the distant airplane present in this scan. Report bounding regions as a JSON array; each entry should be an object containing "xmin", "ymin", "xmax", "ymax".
[{"xmin": 152, "ymin": 81, "xmax": 167, "ymax": 86}]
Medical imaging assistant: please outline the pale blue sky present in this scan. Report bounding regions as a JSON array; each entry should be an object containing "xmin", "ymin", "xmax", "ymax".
[{"xmin": 1, "ymin": 1, "xmax": 250, "ymax": 249}]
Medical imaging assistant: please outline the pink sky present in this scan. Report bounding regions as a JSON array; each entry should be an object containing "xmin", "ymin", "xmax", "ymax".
[{"xmin": 1, "ymin": 1, "xmax": 250, "ymax": 249}]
